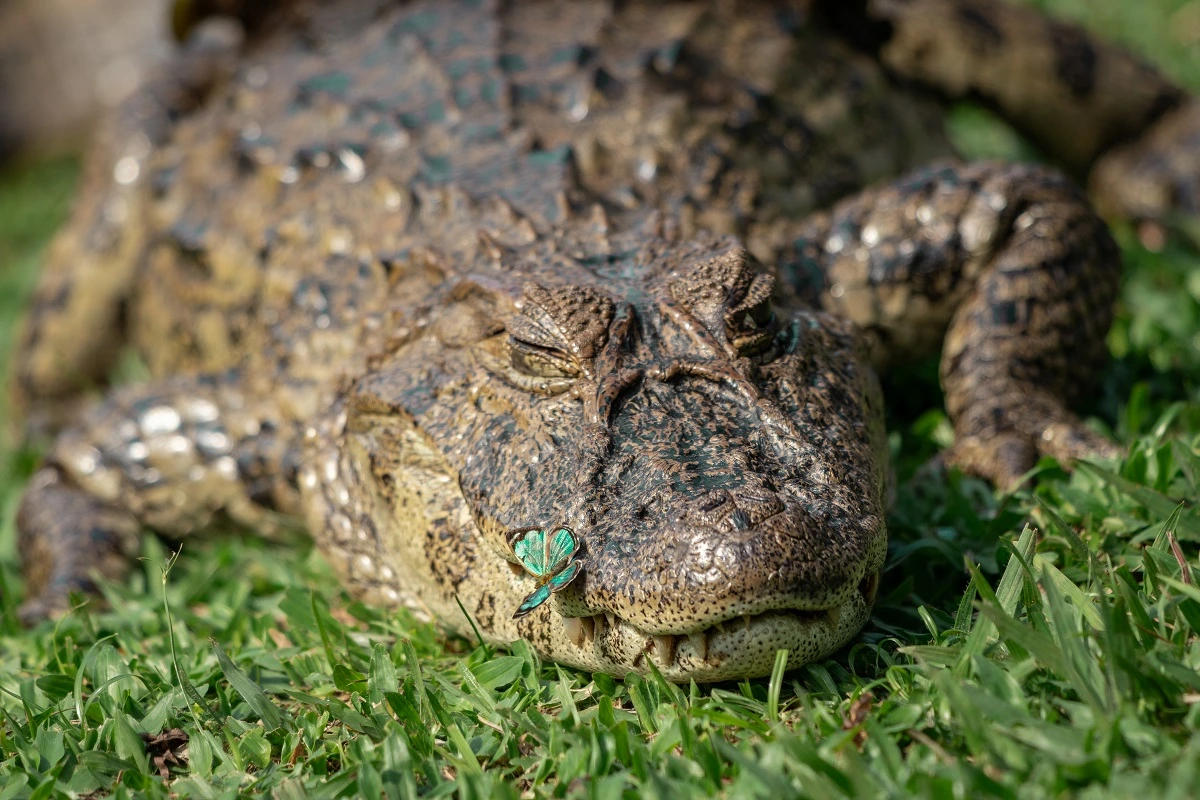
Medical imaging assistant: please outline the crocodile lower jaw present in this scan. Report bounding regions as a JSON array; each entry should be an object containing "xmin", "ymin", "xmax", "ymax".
[
  {"xmin": 558, "ymin": 570, "xmax": 881, "ymax": 676},
  {"xmin": 561, "ymin": 607, "xmax": 834, "ymax": 662}
]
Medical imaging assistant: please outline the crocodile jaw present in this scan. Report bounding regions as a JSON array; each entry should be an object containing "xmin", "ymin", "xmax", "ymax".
[{"xmin": 500, "ymin": 573, "xmax": 881, "ymax": 682}]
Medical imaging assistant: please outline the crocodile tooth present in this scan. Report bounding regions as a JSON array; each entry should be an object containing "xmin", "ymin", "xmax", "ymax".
[
  {"xmin": 826, "ymin": 606, "xmax": 841, "ymax": 629},
  {"xmin": 859, "ymin": 571, "xmax": 880, "ymax": 606},
  {"xmin": 579, "ymin": 615, "xmax": 595, "ymax": 644},
  {"xmin": 652, "ymin": 635, "xmax": 677, "ymax": 666},
  {"xmin": 711, "ymin": 620, "xmax": 726, "ymax": 634},
  {"xmin": 589, "ymin": 203, "xmax": 610, "ymax": 230},
  {"xmin": 742, "ymin": 614, "xmax": 753, "ymax": 631},
  {"xmin": 688, "ymin": 632, "xmax": 709, "ymax": 662},
  {"xmin": 592, "ymin": 614, "xmax": 607, "ymax": 637},
  {"xmin": 476, "ymin": 228, "xmax": 503, "ymax": 261},
  {"xmin": 563, "ymin": 616, "xmax": 585, "ymax": 647},
  {"xmin": 604, "ymin": 612, "xmax": 618, "ymax": 631}
]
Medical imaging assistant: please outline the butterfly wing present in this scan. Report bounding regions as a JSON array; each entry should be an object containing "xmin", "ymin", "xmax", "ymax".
[
  {"xmin": 512, "ymin": 583, "xmax": 552, "ymax": 619},
  {"xmin": 512, "ymin": 528, "xmax": 548, "ymax": 577},
  {"xmin": 511, "ymin": 530, "xmax": 582, "ymax": 618},
  {"xmin": 543, "ymin": 527, "xmax": 579, "ymax": 575},
  {"xmin": 546, "ymin": 559, "xmax": 582, "ymax": 593}
]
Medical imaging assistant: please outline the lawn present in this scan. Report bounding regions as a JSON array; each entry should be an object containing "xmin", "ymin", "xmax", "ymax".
[{"xmin": 2, "ymin": 2, "xmax": 1200, "ymax": 797}]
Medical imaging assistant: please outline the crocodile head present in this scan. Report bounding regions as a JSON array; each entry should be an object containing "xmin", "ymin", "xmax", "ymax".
[{"xmin": 320, "ymin": 224, "xmax": 888, "ymax": 682}]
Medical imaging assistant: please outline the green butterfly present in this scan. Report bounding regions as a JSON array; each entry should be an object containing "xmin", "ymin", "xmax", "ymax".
[{"xmin": 508, "ymin": 526, "xmax": 583, "ymax": 619}]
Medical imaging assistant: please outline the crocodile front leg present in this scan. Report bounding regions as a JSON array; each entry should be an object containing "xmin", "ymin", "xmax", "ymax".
[
  {"xmin": 820, "ymin": 0, "xmax": 1185, "ymax": 173},
  {"xmin": 818, "ymin": 0, "xmax": 1200, "ymax": 230},
  {"xmin": 781, "ymin": 160, "xmax": 1121, "ymax": 487},
  {"xmin": 9, "ymin": 22, "xmax": 240, "ymax": 440},
  {"xmin": 15, "ymin": 372, "xmax": 301, "ymax": 624},
  {"xmin": 1089, "ymin": 99, "xmax": 1200, "ymax": 231}
]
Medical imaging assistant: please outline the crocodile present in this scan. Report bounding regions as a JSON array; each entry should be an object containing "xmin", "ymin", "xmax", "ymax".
[{"xmin": 9, "ymin": 0, "xmax": 1200, "ymax": 681}]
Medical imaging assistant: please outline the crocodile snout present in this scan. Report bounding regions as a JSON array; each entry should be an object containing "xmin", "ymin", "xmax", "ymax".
[{"xmin": 574, "ymin": 500, "xmax": 885, "ymax": 637}]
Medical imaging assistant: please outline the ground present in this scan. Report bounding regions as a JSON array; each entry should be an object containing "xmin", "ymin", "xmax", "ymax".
[{"xmin": 2, "ymin": 1, "xmax": 1200, "ymax": 796}]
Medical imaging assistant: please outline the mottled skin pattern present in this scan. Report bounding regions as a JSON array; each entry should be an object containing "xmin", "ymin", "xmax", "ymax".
[{"xmin": 9, "ymin": 0, "xmax": 1200, "ymax": 681}]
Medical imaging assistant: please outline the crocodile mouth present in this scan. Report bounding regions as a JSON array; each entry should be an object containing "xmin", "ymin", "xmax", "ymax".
[{"xmin": 559, "ymin": 570, "xmax": 881, "ymax": 671}]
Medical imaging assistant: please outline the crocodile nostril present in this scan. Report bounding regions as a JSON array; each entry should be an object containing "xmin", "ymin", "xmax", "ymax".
[
  {"xmin": 684, "ymin": 491, "xmax": 735, "ymax": 526},
  {"xmin": 697, "ymin": 492, "xmax": 731, "ymax": 513},
  {"xmin": 683, "ymin": 489, "xmax": 787, "ymax": 531}
]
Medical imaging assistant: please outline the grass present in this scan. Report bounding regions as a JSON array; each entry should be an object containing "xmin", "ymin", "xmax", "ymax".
[{"xmin": 2, "ymin": 1, "xmax": 1200, "ymax": 796}]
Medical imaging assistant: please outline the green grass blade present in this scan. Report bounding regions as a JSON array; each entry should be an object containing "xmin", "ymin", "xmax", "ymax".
[
  {"xmin": 1034, "ymin": 555, "xmax": 1105, "ymax": 631},
  {"xmin": 210, "ymin": 639, "xmax": 290, "ymax": 732},
  {"xmin": 767, "ymin": 649, "xmax": 788, "ymax": 724},
  {"xmin": 1076, "ymin": 463, "xmax": 1200, "ymax": 539},
  {"xmin": 955, "ymin": 525, "xmax": 1035, "ymax": 675}
]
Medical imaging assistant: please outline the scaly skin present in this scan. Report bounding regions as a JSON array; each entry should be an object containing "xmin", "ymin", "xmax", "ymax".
[
  {"xmin": 819, "ymin": 0, "xmax": 1200, "ymax": 225},
  {"xmin": 8, "ymin": 0, "xmax": 1195, "ymax": 681}
]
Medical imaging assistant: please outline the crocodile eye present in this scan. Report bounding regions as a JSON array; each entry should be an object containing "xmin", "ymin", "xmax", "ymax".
[
  {"xmin": 477, "ymin": 334, "xmax": 579, "ymax": 396},
  {"xmin": 483, "ymin": 283, "xmax": 613, "ymax": 395},
  {"xmin": 727, "ymin": 297, "xmax": 778, "ymax": 358},
  {"xmin": 508, "ymin": 338, "xmax": 582, "ymax": 379}
]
